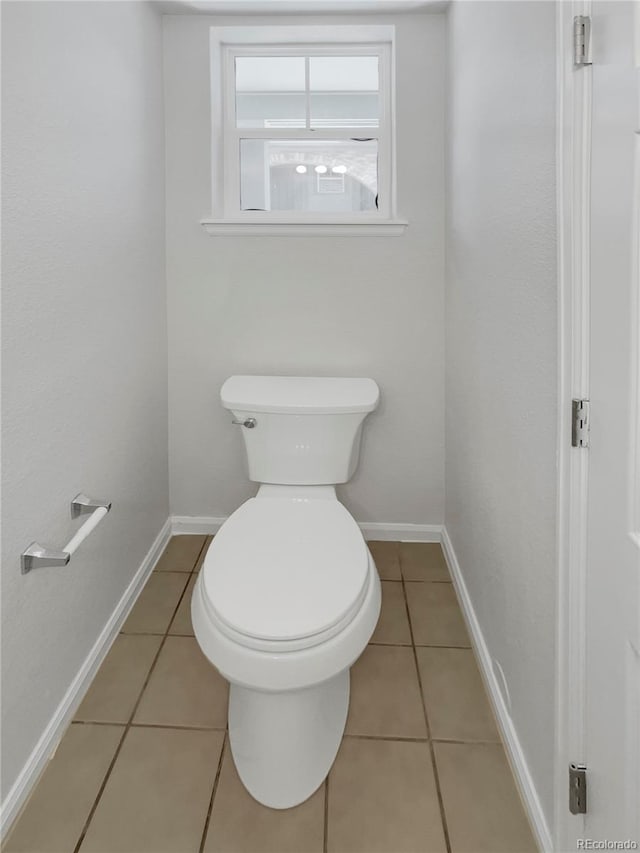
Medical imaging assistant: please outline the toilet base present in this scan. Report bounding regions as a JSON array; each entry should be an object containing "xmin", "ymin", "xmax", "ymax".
[{"xmin": 228, "ymin": 670, "xmax": 350, "ymax": 809}]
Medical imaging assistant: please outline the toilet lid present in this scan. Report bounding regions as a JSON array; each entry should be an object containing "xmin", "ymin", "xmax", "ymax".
[{"xmin": 202, "ymin": 498, "xmax": 369, "ymax": 643}]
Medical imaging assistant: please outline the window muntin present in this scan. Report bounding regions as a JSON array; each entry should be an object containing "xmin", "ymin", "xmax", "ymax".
[{"xmin": 222, "ymin": 43, "xmax": 391, "ymax": 220}]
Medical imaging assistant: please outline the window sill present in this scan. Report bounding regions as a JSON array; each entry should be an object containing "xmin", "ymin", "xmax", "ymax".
[{"xmin": 200, "ymin": 218, "xmax": 409, "ymax": 237}]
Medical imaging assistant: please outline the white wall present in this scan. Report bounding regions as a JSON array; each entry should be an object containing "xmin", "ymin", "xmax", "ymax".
[
  {"xmin": 445, "ymin": 0, "xmax": 557, "ymax": 828},
  {"xmin": 1, "ymin": 0, "xmax": 168, "ymax": 801},
  {"xmin": 164, "ymin": 12, "xmax": 445, "ymax": 525}
]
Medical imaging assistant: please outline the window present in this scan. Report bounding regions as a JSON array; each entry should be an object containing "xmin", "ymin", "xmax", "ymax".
[
  {"xmin": 231, "ymin": 50, "xmax": 384, "ymax": 216},
  {"xmin": 203, "ymin": 26, "xmax": 406, "ymax": 235}
]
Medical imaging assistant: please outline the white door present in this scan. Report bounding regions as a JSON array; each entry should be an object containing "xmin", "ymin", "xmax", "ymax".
[{"xmin": 584, "ymin": 0, "xmax": 640, "ymax": 842}]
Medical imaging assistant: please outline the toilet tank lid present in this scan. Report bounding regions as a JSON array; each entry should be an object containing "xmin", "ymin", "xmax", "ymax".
[{"xmin": 220, "ymin": 375, "xmax": 380, "ymax": 414}]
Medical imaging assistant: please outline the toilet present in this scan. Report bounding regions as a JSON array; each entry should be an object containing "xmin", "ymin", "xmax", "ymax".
[{"xmin": 191, "ymin": 375, "xmax": 381, "ymax": 809}]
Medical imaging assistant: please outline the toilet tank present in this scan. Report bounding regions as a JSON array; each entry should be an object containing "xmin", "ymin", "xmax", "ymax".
[{"xmin": 220, "ymin": 376, "xmax": 380, "ymax": 485}]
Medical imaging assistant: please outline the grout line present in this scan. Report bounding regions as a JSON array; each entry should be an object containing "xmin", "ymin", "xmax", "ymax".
[
  {"xmin": 343, "ymin": 733, "xmax": 429, "ymax": 743},
  {"xmin": 75, "ymin": 721, "xmax": 503, "ymax": 744},
  {"xmin": 400, "ymin": 568, "xmax": 453, "ymax": 853},
  {"xmin": 199, "ymin": 733, "xmax": 227, "ymax": 853},
  {"xmin": 381, "ymin": 578, "xmax": 452, "ymax": 584},
  {"xmin": 113, "ymin": 637, "xmax": 470, "ymax": 649},
  {"xmin": 323, "ymin": 777, "xmax": 329, "ymax": 853},
  {"xmin": 72, "ymin": 722, "xmax": 435, "ymax": 743},
  {"xmin": 72, "ymin": 634, "xmax": 168, "ymax": 853},
  {"xmin": 119, "ymin": 630, "xmax": 166, "ymax": 637},
  {"xmin": 75, "ymin": 719, "xmax": 502, "ymax": 744},
  {"xmin": 120, "ymin": 572, "xmax": 191, "ymax": 637},
  {"xmin": 70, "ymin": 724, "xmax": 129, "ymax": 853},
  {"xmin": 431, "ymin": 737, "xmax": 503, "ymax": 745},
  {"xmin": 72, "ymin": 540, "xmax": 200, "ymax": 852},
  {"xmin": 368, "ymin": 640, "xmax": 471, "ymax": 650},
  {"xmin": 128, "ymin": 722, "xmax": 226, "ymax": 732},
  {"xmin": 193, "ymin": 537, "xmax": 211, "ymax": 574}
]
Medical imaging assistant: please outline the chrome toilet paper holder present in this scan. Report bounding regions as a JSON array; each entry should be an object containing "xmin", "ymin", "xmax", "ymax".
[{"xmin": 21, "ymin": 493, "xmax": 112, "ymax": 574}]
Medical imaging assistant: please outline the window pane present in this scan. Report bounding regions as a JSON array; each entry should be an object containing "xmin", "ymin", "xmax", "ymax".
[
  {"xmin": 235, "ymin": 57, "xmax": 306, "ymax": 128},
  {"xmin": 309, "ymin": 56, "xmax": 379, "ymax": 91},
  {"xmin": 239, "ymin": 139, "xmax": 378, "ymax": 213},
  {"xmin": 236, "ymin": 93, "xmax": 307, "ymax": 128},
  {"xmin": 309, "ymin": 93, "xmax": 379, "ymax": 128},
  {"xmin": 309, "ymin": 56, "xmax": 379, "ymax": 128},
  {"xmin": 235, "ymin": 57, "xmax": 306, "ymax": 91}
]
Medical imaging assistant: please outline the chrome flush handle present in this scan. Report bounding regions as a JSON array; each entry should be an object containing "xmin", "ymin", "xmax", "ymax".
[{"xmin": 231, "ymin": 417, "xmax": 257, "ymax": 428}]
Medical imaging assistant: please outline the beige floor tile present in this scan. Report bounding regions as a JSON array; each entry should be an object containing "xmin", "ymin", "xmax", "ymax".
[
  {"xmin": 417, "ymin": 647, "xmax": 499, "ymax": 742},
  {"xmin": 406, "ymin": 582, "xmax": 470, "ymax": 647},
  {"xmin": 346, "ymin": 645, "xmax": 426, "ymax": 738},
  {"xmin": 155, "ymin": 534, "xmax": 208, "ymax": 572},
  {"xmin": 370, "ymin": 581, "xmax": 411, "ymax": 645},
  {"xmin": 79, "ymin": 726, "xmax": 223, "ymax": 853},
  {"xmin": 401, "ymin": 542, "xmax": 450, "ymax": 582},
  {"xmin": 4, "ymin": 723, "xmax": 123, "ymax": 853},
  {"xmin": 75, "ymin": 634, "xmax": 162, "ymax": 723},
  {"xmin": 169, "ymin": 574, "xmax": 196, "ymax": 635},
  {"xmin": 328, "ymin": 737, "xmax": 446, "ymax": 853},
  {"xmin": 121, "ymin": 571, "xmax": 189, "ymax": 634},
  {"xmin": 204, "ymin": 746, "xmax": 324, "ymax": 853},
  {"xmin": 134, "ymin": 636, "xmax": 228, "ymax": 728},
  {"xmin": 435, "ymin": 741, "xmax": 536, "ymax": 853},
  {"xmin": 367, "ymin": 541, "xmax": 401, "ymax": 580}
]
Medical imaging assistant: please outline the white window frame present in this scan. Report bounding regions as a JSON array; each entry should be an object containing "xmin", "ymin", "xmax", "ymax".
[
  {"xmin": 223, "ymin": 43, "xmax": 390, "ymax": 220},
  {"xmin": 202, "ymin": 25, "xmax": 407, "ymax": 236}
]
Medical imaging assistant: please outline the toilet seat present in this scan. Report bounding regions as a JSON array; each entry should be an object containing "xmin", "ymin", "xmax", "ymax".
[{"xmin": 202, "ymin": 497, "xmax": 369, "ymax": 652}]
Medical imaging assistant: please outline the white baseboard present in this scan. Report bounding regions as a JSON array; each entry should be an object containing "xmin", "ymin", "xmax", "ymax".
[
  {"xmin": 440, "ymin": 527, "xmax": 553, "ymax": 852},
  {"xmin": 0, "ymin": 517, "xmax": 172, "ymax": 841},
  {"xmin": 358, "ymin": 522, "xmax": 442, "ymax": 541},
  {"xmin": 171, "ymin": 515, "xmax": 442, "ymax": 543},
  {"xmin": 171, "ymin": 515, "xmax": 227, "ymax": 536}
]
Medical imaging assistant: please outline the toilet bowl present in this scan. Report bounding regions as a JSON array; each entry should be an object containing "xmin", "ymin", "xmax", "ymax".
[{"xmin": 191, "ymin": 376, "xmax": 381, "ymax": 809}]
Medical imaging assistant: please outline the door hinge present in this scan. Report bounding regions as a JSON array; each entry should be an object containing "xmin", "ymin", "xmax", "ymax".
[
  {"xmin": 572, "ymin": 399, "xmax": 590, "ymax": 448},
  {"xmin": 569, "ymin": 763, "xmax": 587, "ymax": 814},
  {"xmin": 573, "ymin": 15, "xmax": 593, "ymax": 67}
]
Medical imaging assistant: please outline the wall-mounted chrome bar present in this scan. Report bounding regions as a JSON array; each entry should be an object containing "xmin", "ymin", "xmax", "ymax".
[
  {"xmin": 21, "ymin": 494, "xmax": 112, "ymax": 574},
  {"xmin": 70, "ymin": 493, "xmax": 112, "ymax": 518}
]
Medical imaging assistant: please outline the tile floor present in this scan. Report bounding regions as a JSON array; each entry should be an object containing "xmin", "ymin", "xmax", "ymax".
[{"xmin": 4, "ymin": 537, "xmax": 537, "ymax": 853}]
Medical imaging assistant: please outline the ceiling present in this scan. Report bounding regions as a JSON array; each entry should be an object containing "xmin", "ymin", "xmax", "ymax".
[{"xmin": 156, "ymin": 0, "xmax": 448, "ymax": 14}]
